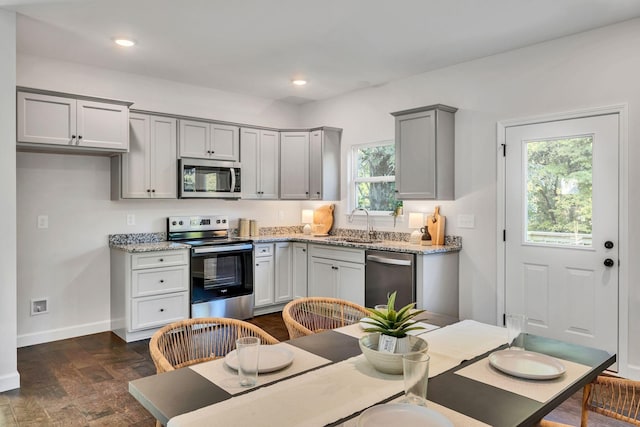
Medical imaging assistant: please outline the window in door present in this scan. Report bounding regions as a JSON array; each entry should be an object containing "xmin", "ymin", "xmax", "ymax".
[
  {"xmin": 351, "ymin": 141, "xmax": 397, "ymax": 213},
  {"xmin": 525, "ymin": 135, "xmax": 593, "ymax": 247}
]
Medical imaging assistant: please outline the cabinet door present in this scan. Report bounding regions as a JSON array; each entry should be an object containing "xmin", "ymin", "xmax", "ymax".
[
  {"xmin": 179, "ymin": 119, "xmax": 210, "ymax": 158},
  {"xmin": 280, "ymin": 132, "xmax": 309, "ymax": 199},
  {"xmin": 254, "ymin": 256, "xmax": 274, "ymax": 307},
  {"xmin": 292, "ymin": 243, "xmax": 308, "ymax": 299},
  {"xmin": 210, "ymin": 124, "xmax": 239, "ymax": 161},
  {"xmin": 336, "ymin": 261, "xmax": 365, "ymax": 306},
  {"xmin": 274, "ymin": 242, "xmax": 293, "ymax": 303},
  {"xmin": 308, "ymin": 257, "xmax": 336, "ymax": 297},
  {"xmin": 309, "ymin": 130, "xmax": 323, "ymax": 200},
  {"xmin": 149, "ymin": 116, "xmax": 177, "ymax": 198},
  {"xmin": 77, "ymin": 100, "xmax": 129, "ymax": 150},
  {"xmin": 240, "ymin": 128, "xmax": 260, "ymax": 199},
  {"xmin": 121, "ymin": 113, "xmax": 151, "ymax": 198},
  {"xmin": 259, "ymin": 130, "xmax": 280, "ymax": 199},
  {"xmin": 17, "ymin": 92, "xmax": 76, "ymax": 146},
  {"xmin": 395, "ymin": 110, "xmax": 436, "ymax": 199}
]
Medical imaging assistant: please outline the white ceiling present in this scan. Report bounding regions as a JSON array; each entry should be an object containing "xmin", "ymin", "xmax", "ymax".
[{"xmin": 5, "ymin": 0, "xmax": 640, "ymax": 104}]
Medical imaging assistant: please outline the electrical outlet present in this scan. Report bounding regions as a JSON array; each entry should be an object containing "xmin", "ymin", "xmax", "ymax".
[
  {"xmin": 31, "ymin": 298, "xmax": 49, "ymax": 316},
  {"xmin": 457, "ymin": 214, "xmax": 476, "ymax": 229},
  {"xmin": 127, "ymin": 214, "xmax": 136, "ymax": 226},
  {"xmin": 37, "ymin": 215, "xmax": 48, "ymax": 229}
]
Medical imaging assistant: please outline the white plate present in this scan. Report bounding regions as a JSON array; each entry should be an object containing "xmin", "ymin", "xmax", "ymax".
[
  {"xmin": 488, "ymin": 349, "xmax": 566, "ymax": 380},
  {"xmin": 357, "ymin": 404, "xmax": 453, "ymax": 427},
  {"xmin": 224, "ymin": 346, "xmax": 294, "ymax": 373}
]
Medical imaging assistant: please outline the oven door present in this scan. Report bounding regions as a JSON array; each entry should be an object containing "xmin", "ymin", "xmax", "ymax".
[
  {"xmin": 180, "ymin": 158, "xmax": 241, "ymax": 199},
  {"xmin": 190, "ymin": 243, "xmax": 253, "ymax": 303}
]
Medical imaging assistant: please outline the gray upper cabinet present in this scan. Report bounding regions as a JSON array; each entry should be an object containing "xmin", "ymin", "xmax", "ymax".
[
  {"xmin": 240, "ymin": 128, "xmax": 279, "ymax": 199},
  {"xmin": 113, "ymin": 113, "xmax": 177, "ymax": 199},
  {"xmin": 280, "ymin": 131, "xmax": 310, "ymax": 199},
  {"xmin": 391, "ymin": 104, "xmax": 457, "ymax": 200},
  {"xmin": 17, "ymin": 89, "xmax": 131, "ymax": 153},
  {"xmin": 179, "ymin": 119, "xmax": 239, "ymax": 161},
  {"xmin": 281, "ymin": 128, "xmax": 341, "ymax": 200},
  {"xmin": 309, "ymin": 128, "xmax": 341, "ymax": 201}
]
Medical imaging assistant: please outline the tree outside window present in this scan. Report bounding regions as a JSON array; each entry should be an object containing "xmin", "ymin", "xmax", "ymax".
[{"xmin": 352, "ymin": 141, "xmax": 397, "ymax": 213}]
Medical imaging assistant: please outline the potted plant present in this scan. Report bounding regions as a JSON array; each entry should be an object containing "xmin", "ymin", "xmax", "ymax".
[{"xmin": 361, "ymin": 291, "xmax": 425, "ymax": 353}]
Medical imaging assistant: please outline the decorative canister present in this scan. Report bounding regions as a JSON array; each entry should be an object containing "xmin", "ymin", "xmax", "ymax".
[
  {"xmin": 250, "ymin": 220, "xmax": 258, "ymax": 236},
  {"xmin": 239, "ymin": 218, "xmax": 250, "ymax": 237}
]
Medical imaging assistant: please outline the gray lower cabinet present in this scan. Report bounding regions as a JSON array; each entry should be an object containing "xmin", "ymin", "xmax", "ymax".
[
  {"xmin": 415, "ymin": 251, "xmax": 459, "ymax": 318},
  {"xmin": 112, "ymin": 113, "xmax": 178, "ymax": 199},
  {"xmin": 254, "ymin": 242, "xmax": 295, "ymax": 315},
  {"xmin": 110, "ymin": 249, "xmax": 189, "ymax": 342},
  {"xmin": 307, "ymin": 244, "xmax": 365, "ymax": 306},
  {"xmin": 292, "ymin": 242, "xmax": 308, "ymax": 299},
  {"xmin": 391, "ymin": 104, "xmax": 457, "ymax": 200}
]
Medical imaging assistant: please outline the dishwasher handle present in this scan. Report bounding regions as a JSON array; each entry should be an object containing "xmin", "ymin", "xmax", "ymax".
[{"xmin": 366, "ymin": 254, "xmax": 412, "ymax": 266}]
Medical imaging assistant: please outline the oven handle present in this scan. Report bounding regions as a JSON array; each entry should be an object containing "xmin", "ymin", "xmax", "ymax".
[{"xmin": 192, "ymin": 243, "xmax": 253, "ymax": 255}]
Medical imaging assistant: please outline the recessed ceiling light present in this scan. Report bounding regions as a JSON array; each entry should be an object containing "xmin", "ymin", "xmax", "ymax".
[
  {"xmin": 114, "ymin": 38, "xmax": 136, "ymax": 47},
  {"xmin": 292, "ymin": 79, "xmax": 307, "ymax": 86}
]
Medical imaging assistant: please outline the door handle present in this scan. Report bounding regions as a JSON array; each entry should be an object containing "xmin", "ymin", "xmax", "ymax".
[
  {"xmin": 604, "ymin": 241, "xmax": 614, "ymax": 249},
  {"xmin": 604, "ymin": 258, "xmax": 615, "ymax": 267},
  {"xmin": 366, "ymin": 255, "xmax": 412, "ymax": 266}
]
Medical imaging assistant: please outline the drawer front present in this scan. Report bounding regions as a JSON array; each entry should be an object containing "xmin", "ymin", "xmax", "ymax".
[
  {"xmin": 132, "ymin": 266, "xmax": 188, "ymax": 297},
  {"xmin": 254, "ymin": 243, "xmax": 273, "ymax": 258},
  {"xmin": 309, "ymin": 244, "xmax": 364, "ymax": 264},
  {"xmin": 131, "ymin": 250, "xmax": 188, "ymax": 269},
  {"xmin": 131, "ymin": 292, "xmax": 189, "ymax": 331}
]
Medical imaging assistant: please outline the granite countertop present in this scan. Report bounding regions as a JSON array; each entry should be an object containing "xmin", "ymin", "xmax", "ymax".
[
  {"xmin": 251, "ymin": 234, "xmax": 461, "ymax": 255},
  {"xmin": 109, "ymin": 241, "xmax": 191, "ymax": 253},
  {"xmin": 109, "ymin": 231, "xmax": 461, "ymax": 255}
]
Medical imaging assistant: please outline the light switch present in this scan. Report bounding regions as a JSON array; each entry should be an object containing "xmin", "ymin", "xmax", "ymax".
[
  {"xmin": 37, "ymin": 215, "xmax": 48, "ymax": 229},
  {"xmin": 127, "ymin": 214, "xmax": 136, "ymax": 226},
  {"xmin": 457, "ymin": 214, "xmax": 475, "ymax": 229}
]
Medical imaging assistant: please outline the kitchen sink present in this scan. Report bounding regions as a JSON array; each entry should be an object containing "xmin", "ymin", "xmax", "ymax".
[{"xmin": 326, "ymin": 237, "xmax": 383, "ymax": 244}]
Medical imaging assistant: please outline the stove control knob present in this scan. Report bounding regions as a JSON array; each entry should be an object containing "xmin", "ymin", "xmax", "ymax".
[
  {"xmin": 179, "ymin": 221, "xmax": 184, "ymax": 225},
  {"xmin": 222, "ymin": 219, "xmax": 227, "ymax": 223},
  {"xmin": 172, "ymin": 221, "xmax": 177, "ymax": 226},
  {"xmin": 216, "ymin": 219, "xmax": 221, "ymax": 224}
]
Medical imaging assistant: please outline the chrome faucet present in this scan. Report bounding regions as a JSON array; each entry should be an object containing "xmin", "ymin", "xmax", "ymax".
[{"xmin": 349, "ymin": 208, "xmax": 375, "ymax": 239}]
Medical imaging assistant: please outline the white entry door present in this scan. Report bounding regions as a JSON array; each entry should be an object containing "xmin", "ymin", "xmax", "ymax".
[{"xmin": 505, "ymin": 114, "xmax": 619, "ymax": 357}]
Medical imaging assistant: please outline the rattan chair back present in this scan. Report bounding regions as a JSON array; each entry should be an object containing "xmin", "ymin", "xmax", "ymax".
[
  {"xmin": 582, "ymin": 375, "xmax": 640, "ymax": 426},
  {"xmin": 149, "ymin": 317, "xmax": 279, "ymax": 374},
  {"xmin": 282, "ymin": 297, "xmax": 370, "ymax": 339}
]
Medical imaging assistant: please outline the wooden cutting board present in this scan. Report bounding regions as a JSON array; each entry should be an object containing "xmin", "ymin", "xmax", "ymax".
[
  {"xmin": 312, "ymin": 204, "xmax": 334, "ymax": 235},
  {"xmin": 426, "ymin": 206, "xmax": 446, "ymax": 245}
]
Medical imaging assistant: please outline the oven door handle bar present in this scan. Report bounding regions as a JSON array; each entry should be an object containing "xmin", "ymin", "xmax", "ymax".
[{"xmin": 192, "ymin": 243, "xmax": 253, "ymax": 254}]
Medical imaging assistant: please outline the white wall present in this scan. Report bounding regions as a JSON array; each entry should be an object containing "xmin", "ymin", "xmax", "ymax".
[
  {"xmin": 0, "ymin": 9, "xmax": 19, "ymax": 392},
  {"xmin": 300, "ymin": 19, "xmax": 640, "ymax": 379},
  {"xmin": 15, "ymin": 56, "xmax": 308, "ymax": 346}
]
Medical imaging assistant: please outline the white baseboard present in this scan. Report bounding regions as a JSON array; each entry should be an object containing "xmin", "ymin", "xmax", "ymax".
[
  {"xmin": 0, "ymin": 371, "xmax": 20, "ymax": 392},
  {"xmin": 17, "ymin": 320, "xmax": 111, "ymax": 347}
]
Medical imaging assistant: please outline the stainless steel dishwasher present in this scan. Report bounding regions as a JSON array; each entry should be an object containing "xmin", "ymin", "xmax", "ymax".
[{"xmin": 365, "ymin": 250, "xmax": 415, "ymax": 308}]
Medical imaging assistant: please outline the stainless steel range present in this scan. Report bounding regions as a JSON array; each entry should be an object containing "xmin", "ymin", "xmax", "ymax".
[{"xmin": 167, "ymin": 215, "xmax": 254, "ymax": 320}]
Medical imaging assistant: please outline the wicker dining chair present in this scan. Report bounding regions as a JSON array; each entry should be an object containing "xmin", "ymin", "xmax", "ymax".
[
  {"xmin": 149, "ymin": 317, "xmax": 279, "ymax": 374},
  {"xmin": 536, "ymin": 375, "xmax": 640, "ymax": 426},
  {"xmin": 282, "ymin": 297, "xmax": 370, "ymax": 339}
]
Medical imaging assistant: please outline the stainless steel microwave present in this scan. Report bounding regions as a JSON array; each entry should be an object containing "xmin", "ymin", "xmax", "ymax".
[{"xmin": 179, "ymin": 158, "xmax": 241, "ymax": 199}]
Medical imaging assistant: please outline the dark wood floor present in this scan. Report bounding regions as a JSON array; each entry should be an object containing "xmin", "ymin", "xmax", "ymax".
[{"xmin": 0, "ymin": 313, "xmax": 626, "ymax": 426}]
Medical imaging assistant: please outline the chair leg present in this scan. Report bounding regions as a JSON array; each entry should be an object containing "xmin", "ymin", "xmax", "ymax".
[
  {"xmin": 580, "ymin": 383, "xmax": 592, "ymax": 427},
  {"xmin": 156, "ymin": 419, "xmax": 162, "ymax": 427}
]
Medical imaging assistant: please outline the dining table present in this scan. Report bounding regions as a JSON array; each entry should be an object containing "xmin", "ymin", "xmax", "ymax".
[{"xmin": 129, "ymin": 311, "xmax": 615, "ymax": 427}]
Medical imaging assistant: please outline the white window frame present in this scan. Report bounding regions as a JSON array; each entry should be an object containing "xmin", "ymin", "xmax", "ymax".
[{"xmin": 349, "ymin": 140, "xmax": 396, "ymax": 216}]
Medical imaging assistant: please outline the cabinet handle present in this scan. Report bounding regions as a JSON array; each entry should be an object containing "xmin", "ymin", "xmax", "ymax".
[
  {"xmin": 78, "ymin": 135, "xmax": 83, "ymax": 139},
  {"xmin": 159, "ymin": 258, "xmax": 164, "ymax": 262},
  {"xmin": 256, "ymin": 263, "xmax": 259, "ymax": 266},
  {"xmin": 160, "ymin": 279, "xmax": 164, "ymax": 283},
  {"xmin": 152, "ymin": 189, "xmax": 156, "ymax": 193},
  {"xmin": 302, "ymin": 249, "xmax": 306, "ymax": 252},
  {"xmin": 71, "ymin": 135, "xmax": 76, "ymax": 140},
  {"xmin": 159, "ymin": 308, "xmax": 165, "ymax": 312},
  {"xmin": 146, "ymin": 189, "xmax": 151, "ymax": 192}
]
